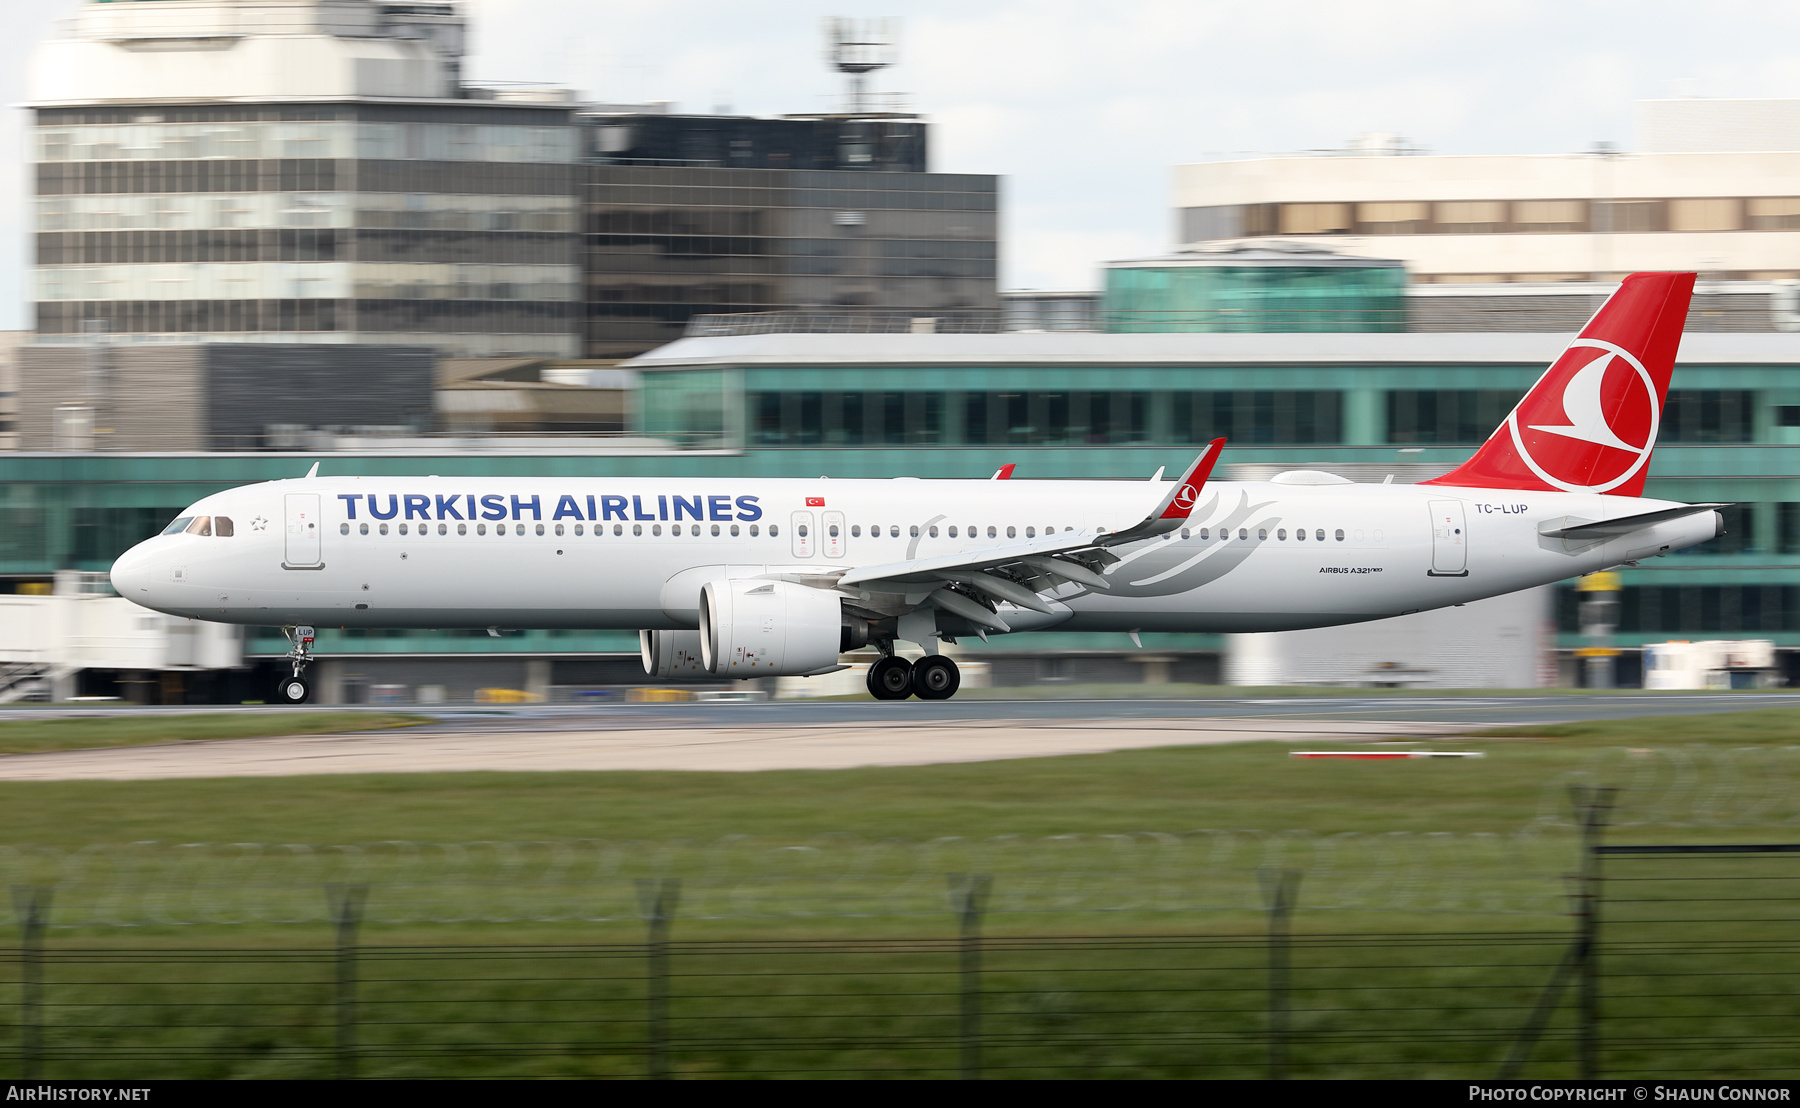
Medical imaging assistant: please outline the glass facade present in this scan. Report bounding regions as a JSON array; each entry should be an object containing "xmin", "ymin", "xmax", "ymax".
[
  {"xmin": 1103, "ymin": 262, "xmax": 1407, "ymax": 332},
  {"xmin": 31, "ymin": 104, "xmax": 582, "ymax": 356},
  {"xmin": 582, "ymin": 166, "xmax": 1000, "ymax": 357}
]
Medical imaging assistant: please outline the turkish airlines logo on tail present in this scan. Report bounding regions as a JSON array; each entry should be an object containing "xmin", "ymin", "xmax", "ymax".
[
  {"xmin": 1172, "ymin": 484, "xmax": 1198, "ymax": 510},
  {"xmin": 1506, "ymin": 339, "xmax": 1659, "ymax": 493}
]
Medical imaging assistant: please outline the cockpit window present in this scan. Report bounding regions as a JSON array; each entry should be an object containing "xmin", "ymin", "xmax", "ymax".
[
  {"xmin": 213, "ymin": 516, "xmax": 233, "ymax": 537},
  {"xmin": 185, "ymin": 516, "xmax": 212, "ymax": 537},
  {"xmin": 162, "ymin": 517, "xmax": 194, "ymax": 535}
]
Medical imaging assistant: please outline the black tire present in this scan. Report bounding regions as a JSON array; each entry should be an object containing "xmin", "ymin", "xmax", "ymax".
[
  {"xmin": 867, "ymin": 656, "xmax": 914, "ymax": 700},
  {"xmin": 276, "ymin": 675, "xmax": 311, "ymax": 705},
  {"xmin": 911, "ymin": 656, "xmax": 961, "ymax": 700}
]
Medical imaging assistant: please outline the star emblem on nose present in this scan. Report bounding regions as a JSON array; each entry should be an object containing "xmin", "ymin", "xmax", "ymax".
[{"xmin": 250, "ymin": 516, "xmax": 268, "ymax": 531}]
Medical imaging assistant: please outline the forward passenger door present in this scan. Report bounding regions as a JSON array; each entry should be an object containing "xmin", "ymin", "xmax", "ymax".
[{"xmin": 284, "ymin": 493, "xmax": 322, "ymax": 568}]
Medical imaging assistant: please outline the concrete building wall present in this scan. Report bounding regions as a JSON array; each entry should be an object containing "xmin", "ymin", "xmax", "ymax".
[
  {"xmin": 17, "ymin": 344, "xmax": 205, "ymax": 451},
  {"xmin": 1173, "ymin": 150, "xmax": 1800, "ymax": 282}
]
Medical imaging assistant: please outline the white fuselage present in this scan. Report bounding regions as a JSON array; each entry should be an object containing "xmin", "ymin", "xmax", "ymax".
[{"xmin": 110, "ymin": 475, "xmax": 1718, "ymax": 635}]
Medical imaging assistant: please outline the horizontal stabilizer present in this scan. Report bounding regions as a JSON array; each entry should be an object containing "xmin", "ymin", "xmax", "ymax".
[{"xmin": 1538, "ymin": 502, "xmax": 1728, "ymax": 540}]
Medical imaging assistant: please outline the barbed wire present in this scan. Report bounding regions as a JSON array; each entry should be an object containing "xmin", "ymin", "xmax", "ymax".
[{"xmin": 1534, "ymin": 745, "xmax": 1800, "ymax": 831}]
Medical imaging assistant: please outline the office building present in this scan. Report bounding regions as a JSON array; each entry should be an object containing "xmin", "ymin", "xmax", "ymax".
[
  {"xmin": 1174, "ymin": 104, "xmax": 1800, "ymax": 284},
  {"xmin": 28, "ymin": 0, "xmax": 583, "ymax": 357}
]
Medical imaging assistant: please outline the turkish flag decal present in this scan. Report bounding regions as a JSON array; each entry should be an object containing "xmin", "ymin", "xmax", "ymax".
[{"xmin": 805, "ymin": 496, "xmax": 825, "ymax": 507}]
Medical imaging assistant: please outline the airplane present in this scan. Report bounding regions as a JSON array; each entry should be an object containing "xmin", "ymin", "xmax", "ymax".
[{"xmin": 110, "ymin": 271, "xmax": 1722, "ymax": 704}]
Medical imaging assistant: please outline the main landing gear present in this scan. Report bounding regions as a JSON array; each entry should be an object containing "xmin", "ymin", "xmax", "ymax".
[
  {"xmin": 275, "ymin": 624, "xmax": 316, "ymax": 705},
  {"xmin": 865, "ymin": 653, "xmax": 962, "ymax": 701}
]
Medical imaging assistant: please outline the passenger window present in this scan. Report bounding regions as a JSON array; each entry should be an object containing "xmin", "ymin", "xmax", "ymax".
[
  {"xmin": 889, "ymin": 525, "xmax": 899, "ymax": 538},
  {"xmin": 633, "ymin": 524, "xmax": 642, "ymax": 536},
  {"xmin": 769, "ymin": 524, "xmax": 779, "ymax": 537},
  {"xmin": 214, "ymin": 516, "xmax": 233, "ymax": 537},
  {"xmin": 798, "ymin": 524, "xmax": 809, "ymax": 537},
  {"xmin": 379, "ymin": 523, "xmax": 389, "ymax": 536},
  {"xmin": 554, "ymin": 524, "xmax": 564, "ymax": 536},
  {"xmin": 829, "ymin": 524, "xmax": 839, "ymax": 537},
  {"xmin": 458, "ymin": 523, "xmax": 467, "ymax": 536},
  {"xmin": 477, "ymin": 523, "xmax": 487, "ymax": 535},
  {"xmin": 1199, "ymin": 528, "xmax": 1209, "ymax": 540},
  {"xmin": 1317, "ymin": 529, "xmax": 1326, "ymax": 541},
  {"xmin": 340, "ymin": 523, "xmax": 350, "ymax": 535},
  {"xmin": 1258, "ymin": 529, "xmax": 1268, "ymax": 540},
  {"xmin": 399, "ymin": 523, "xmax": 409, "ymax": 536},
  {"xmin": 1007, "ymin": 526, "xmax": 1016, "ymax": 538},
  {"xmin": 712, "ymin": 524, "xmax": 721, "ymax": 536},
  {"xmin": 927, "ymin": 525, "xmax": 937, "ymax": 538},
  {"xmin": 652, "ymin": 524, "xmax": 662, "ymax": 536},
  {"xmin": 614, "ymin": 524, "xmax": 624, "ymax": 536},
  {"xmin": 910, "ymin": 525, "xmax": 920, "ymax": 537},
  {"xmin": 536, "ymin": 524, "xmax": 546, "ymax": 536},
  {"xmin": 1277, "ymin": 529, "xmax": 1287, "ymax": 540},
  {"xmin": 1026, "ymin": 526, "xmax": 1036, "ymax": 538},
  {"xmin": 574, "ymin": 524, "xmax": 583, "ymax": 535},
  {"xmin": 948, "ymin": 526, "xmax": 958, "ymax": 537},
  {"xmin": 730, "ymin": 524, "xmax": 740, "ymax": 537},
  {"xmin": 1296, "ymin": 529, "xmax": 1305, "ymax": 541},
  {"xmin": 162, "ymin": 517, "xmax": 194, "ymax": 535},
  {"xmin": 1238, "ymin": 528, "xmax": 1248, "ymax": 540},
  {"xmin": 1180, "ymin": 528, "xmax": 1189, "ymax": 539},
  {"xmin": 987, "ymin": 526, "xmax": 997, "ymax": 538},
  {"xmin": 853, "ymin": 525, "xmax": 862, "ymax": 537},
  {"xmin": 185, "ymin": 516, "xmax": 212, "ymax": 536}
]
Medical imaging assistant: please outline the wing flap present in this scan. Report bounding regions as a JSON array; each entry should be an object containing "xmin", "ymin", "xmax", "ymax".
[{"xmin": 838, "ymin": 531, "xmax": 1096, "ymax": 588}]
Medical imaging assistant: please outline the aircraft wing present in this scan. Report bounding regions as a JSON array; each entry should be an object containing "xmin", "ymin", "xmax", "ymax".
[{"xmin": 835, "ymin": 440, "xmax": 1227, "ymax": 625}]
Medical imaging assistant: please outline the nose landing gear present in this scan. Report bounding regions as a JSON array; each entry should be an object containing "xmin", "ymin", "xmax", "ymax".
[{"xmin": 275, "ymin": 625, "xmax": 316, "ymax": 705}]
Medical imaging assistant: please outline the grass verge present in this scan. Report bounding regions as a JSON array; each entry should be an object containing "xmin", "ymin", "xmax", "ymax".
[{"xmin": 0, "ymin": 712, "xmax": 424, "ymax": 757}]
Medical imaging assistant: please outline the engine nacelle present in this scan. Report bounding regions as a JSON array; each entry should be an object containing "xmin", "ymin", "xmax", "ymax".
[
  {"xmin": 640, "ymin": 629, "xmax": 708, "ymax": 679},
  {"xmin": 700, "ymin": 579, "xmax": 843, "ymax": 677}
]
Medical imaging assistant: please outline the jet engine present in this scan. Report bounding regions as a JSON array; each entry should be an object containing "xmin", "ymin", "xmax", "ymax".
[
  {"xmin": 699, "ymin": 579, "xmax": 844, "ymax": 677},
  {"xmin": 640, "ymin": 629, "xmax": 708, "ymax": 679}
]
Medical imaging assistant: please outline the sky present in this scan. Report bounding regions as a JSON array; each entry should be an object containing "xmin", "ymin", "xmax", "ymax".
[{"xmin": 7, "ymin": 0, "xmax": 1800, "ymax": 328}]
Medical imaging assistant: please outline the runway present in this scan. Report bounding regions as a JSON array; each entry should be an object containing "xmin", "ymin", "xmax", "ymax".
[
  {"xmin": 0, "ymin": 691, "xmax": 1791, "ymax": 780},
  {"xmin": 0, "ymin": 716, "xmax": 1477, "ymax": 779}
]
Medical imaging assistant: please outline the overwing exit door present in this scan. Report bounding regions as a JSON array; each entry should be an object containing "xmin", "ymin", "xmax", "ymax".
[
  {"xmin": 791, "ymin": 511, "xmax": 815, "ymax": 558},
  {"xmin": 284, "ymin": 493, "xmax": 322, "ymax": 568},
  {"xmin": 1427, "ymin": 499, "xmax": 1468, "ymax": 577}
]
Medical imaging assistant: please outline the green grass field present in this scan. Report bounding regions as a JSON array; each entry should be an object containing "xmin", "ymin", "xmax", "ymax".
[{"xmin": 0, "ymin": 706, "xmax": 1794, "ymax": 1079}]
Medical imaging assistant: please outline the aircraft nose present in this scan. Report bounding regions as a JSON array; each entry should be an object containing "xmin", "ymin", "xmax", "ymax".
[{"xmin": 109, "ymin": 542, "xmax": 158, "ymax": 600}]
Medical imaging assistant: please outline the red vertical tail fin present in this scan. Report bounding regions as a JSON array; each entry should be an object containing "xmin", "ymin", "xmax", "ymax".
[{"xmin": 1422, "ymin": 272, "xmax": 1695, "ymax": 497}]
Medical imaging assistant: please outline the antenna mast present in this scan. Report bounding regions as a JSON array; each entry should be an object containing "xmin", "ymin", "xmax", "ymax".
[{"xmin": 823, "ymin": 17, "xmax": 898, "ymax": 115}]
